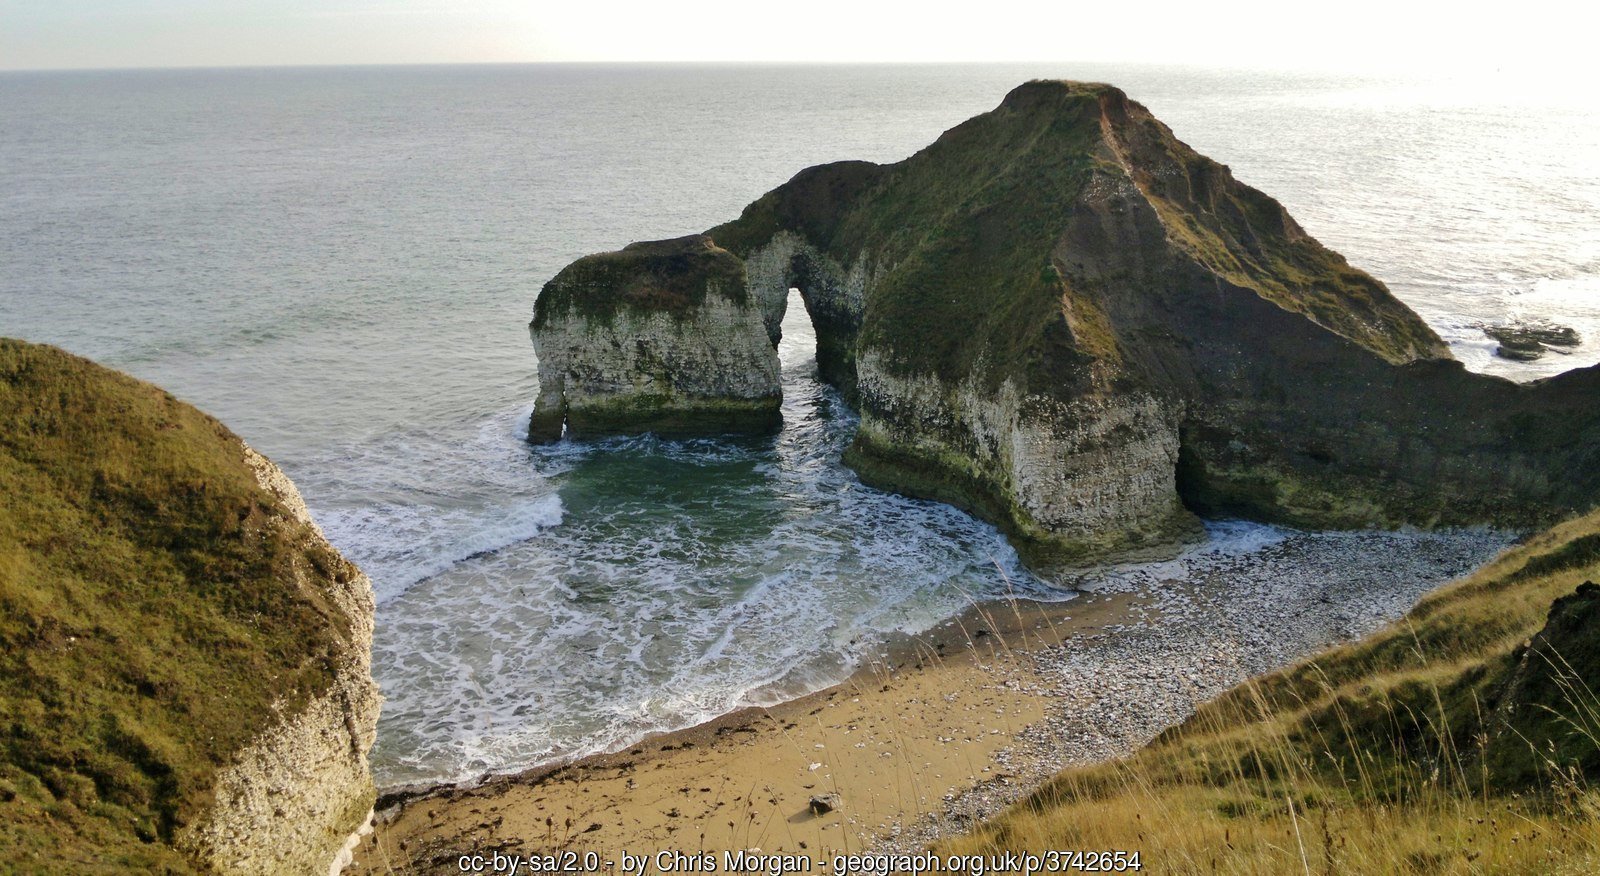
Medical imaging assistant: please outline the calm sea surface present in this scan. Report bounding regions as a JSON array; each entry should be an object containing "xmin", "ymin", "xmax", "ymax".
[{"xmin": 3, "ymin": 64, "xmax": 1596, "ymax": 786}]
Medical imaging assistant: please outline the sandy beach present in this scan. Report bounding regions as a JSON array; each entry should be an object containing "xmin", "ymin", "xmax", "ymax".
[
  {"xmin": 351, "ymin": 590, "xmax": 1122, "ymax": 874},
  {"xmin": 351, "ymin": 527, "xmax": 1510, "ymax": 875}
]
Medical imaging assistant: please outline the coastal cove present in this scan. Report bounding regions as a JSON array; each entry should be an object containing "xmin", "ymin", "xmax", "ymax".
[
  {"xmin": 5, "ymin": 62, "xmax": 1600, "ymax": 806},
  {"xmin": 354, "ymin": 524, "xmax": 1509, "ymax": 871}
]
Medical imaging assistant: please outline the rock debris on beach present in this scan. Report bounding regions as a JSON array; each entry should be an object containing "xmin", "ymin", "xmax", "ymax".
[{"xmin": 873, "ymin": 526, "xmax": 1513, "ymax": 852}]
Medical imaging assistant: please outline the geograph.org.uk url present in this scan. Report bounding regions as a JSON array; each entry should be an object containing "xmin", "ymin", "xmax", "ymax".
[{"xmin": 834, "ymin": 851, "xmax": 1143, "ymax": 874}]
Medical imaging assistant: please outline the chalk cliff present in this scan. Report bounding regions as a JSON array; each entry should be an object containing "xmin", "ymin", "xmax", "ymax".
[
  {"xmin": 528, "ymin": 81, "xmax": 1600, "ymax": 571},
  {"xmin": 0, "ymin": 339, "xmax": 379, "ymax": 875}
]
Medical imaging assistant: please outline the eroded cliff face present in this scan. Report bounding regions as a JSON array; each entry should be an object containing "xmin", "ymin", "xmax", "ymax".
[
  {"xmin": 526, "ymin": 81, "xmax": 1600, "ymax": 572},
  {"xmin": 0, "ymin": 339, "xmax": 379, "ymax": 875},
  {"xmin": 176, "ymin": 448, "xmax": 381, "ymax": 876},
  {"xmin": 740, "ymin": 229, "xmax": 877, "ymax": 398},
  {"xmin": 844, "ymin": 352, "xmax": 1198, "ymax": 565}
]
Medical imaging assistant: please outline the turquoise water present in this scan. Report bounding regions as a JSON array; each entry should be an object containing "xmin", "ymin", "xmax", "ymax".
[{"xmin": 2, "ymin": 64, "xmax": 1596, "ymax": 786}]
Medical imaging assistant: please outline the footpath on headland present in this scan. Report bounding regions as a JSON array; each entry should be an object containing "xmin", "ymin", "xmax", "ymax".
[{"xmin": 350, "ymin": 528, "xmax": 1505, "ymax": 874}]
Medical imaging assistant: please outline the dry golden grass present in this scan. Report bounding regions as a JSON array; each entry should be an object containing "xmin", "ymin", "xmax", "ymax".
[
  {"xmin": 950, "ymin": 779, "xmax": 1597, "ymax": 875},
  {"xmin": 941, "ymin": 511, "xmax": 1600, "ymax": 874}
]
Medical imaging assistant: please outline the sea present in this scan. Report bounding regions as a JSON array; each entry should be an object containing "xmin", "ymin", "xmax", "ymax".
[{"xmin": 3, "ymin": 63, "xmax": 1597, "ymax": 788}]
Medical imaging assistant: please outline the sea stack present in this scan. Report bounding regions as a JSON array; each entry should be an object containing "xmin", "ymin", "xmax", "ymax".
[
  {"xmin": 0, "ymin": 339, "xmax": 380, "ymax": 874},
  {"xmin": 528, "ymin": 81, "xmax": 1600, "ymax": 572},
  {"xmin": 528, "ymin": 234, "xmax": 783, "ymax": 442}
]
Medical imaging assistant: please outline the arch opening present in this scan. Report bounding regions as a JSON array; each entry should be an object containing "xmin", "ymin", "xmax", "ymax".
[{"xmin": 776, "ymin": 286, "xmax": 820, "ymax": 375}]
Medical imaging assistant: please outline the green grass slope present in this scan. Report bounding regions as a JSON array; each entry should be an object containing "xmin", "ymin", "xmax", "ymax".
[
  {"xmin": 711, "ymin": 82, "xmax": 1108, "ymax": 395},
  {"xmin": 711, "ymin": 81, "xmax": 1447, "ymax": 397},
  {"xmin": 944, "ymin": 512, "xmax": 1600, "ymax": 873},
  {"xmin": 0, "ymin": 338, "xmax": 358, "ymax": 873},
  {"xmin": 530, "ymin": 234, "xmax": 750, "ymax": 328}
]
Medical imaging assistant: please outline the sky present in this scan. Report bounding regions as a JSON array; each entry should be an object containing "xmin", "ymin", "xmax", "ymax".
[{"xmin": 0, "ymin": 0, "xmax": 1591, "ymax": 74}]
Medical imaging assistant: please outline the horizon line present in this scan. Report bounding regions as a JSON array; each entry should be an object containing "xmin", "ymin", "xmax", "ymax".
[{"xmin": 0, "ymin": 57, "xmax": 1423, "ymax": 77}]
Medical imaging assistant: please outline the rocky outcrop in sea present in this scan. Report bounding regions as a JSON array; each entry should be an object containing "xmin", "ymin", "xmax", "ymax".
[{"xmin": 529, "ymin": 81, "xmax": 1600, "ymax": 577}]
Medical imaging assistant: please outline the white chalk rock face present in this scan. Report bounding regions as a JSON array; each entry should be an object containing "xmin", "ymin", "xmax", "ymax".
[
  {"xmin": 741, "ymin": 230, "xmax": 879, "ymax": 395},
  {"xmin": 528, "ymin": 234, "xmax": 781, "ymax": 442},
  {"xmin": 176, "ymin": 448, "xmax": 382, "ymax": 876},
  {"xmin": 846, "ymin": 350, "xmax": 1199, "ymax": 572},
  {"xmin": 0, "ymin": 339, "xmax": 379, "ymax": 875}
]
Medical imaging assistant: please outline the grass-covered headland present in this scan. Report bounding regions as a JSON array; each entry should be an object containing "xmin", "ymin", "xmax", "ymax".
[
  {"xmin": 0, "ymin": 338, "xmax": 359, "ymax": 873},
  {"xmin": 943, "ymin": 512, "xmax": 1600, "ymax": 873}
]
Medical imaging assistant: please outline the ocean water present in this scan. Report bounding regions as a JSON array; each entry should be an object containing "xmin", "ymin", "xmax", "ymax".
[{"xmin": 2, "ymin": 64, "xmax": 1596, "ymax": 787}]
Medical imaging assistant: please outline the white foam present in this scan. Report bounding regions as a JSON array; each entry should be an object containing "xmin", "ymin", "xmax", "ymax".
[
  {"xmin": 362, "ymin": 356, "xmax": 1066, "ymax": 786},
  {"xmin": 323, "ymin": 494, "xmax": 565, "ymax": 601},
  {"xmin": 301, "ymin": 404, "xmax": 572, "ymax": 601}
]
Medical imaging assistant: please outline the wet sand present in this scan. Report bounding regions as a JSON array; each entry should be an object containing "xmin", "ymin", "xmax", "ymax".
[{"xmin": 351, "ymin": 591, "xmax": 1147, "ymax": 874}]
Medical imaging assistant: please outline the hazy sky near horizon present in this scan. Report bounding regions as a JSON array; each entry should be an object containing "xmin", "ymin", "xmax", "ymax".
[{"xmin": 0, "ymin": 1, "xmax": 1590, "ymax": 74}]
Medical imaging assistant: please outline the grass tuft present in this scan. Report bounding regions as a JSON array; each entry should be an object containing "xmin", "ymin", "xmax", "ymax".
[{"xmin": 941, "ymin": 509, "xmax": 1600, "ymax": 872}]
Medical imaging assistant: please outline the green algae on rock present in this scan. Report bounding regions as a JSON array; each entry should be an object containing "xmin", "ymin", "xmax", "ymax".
[
  {"xmin": 528, "ymin": 81, "xmax": 1600, "ymax": 571},
  {"xmin": 0, "ymin": 338, "xmax": 379, "ymax": 875}
]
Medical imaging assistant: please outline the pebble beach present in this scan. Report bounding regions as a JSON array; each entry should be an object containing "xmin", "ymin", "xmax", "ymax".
[{"xmin": 352, "ymin": 525, "xmax": 1512, "ymax": 872}]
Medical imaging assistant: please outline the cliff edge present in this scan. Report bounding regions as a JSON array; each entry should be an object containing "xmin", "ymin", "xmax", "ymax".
[
  {"xmin": 530, "ymin": 81, "xmax": 1600, "ymax": 572},
  {"xmin": 0, "ymin": 338, "xmax": 380, "ymax": 875}
]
